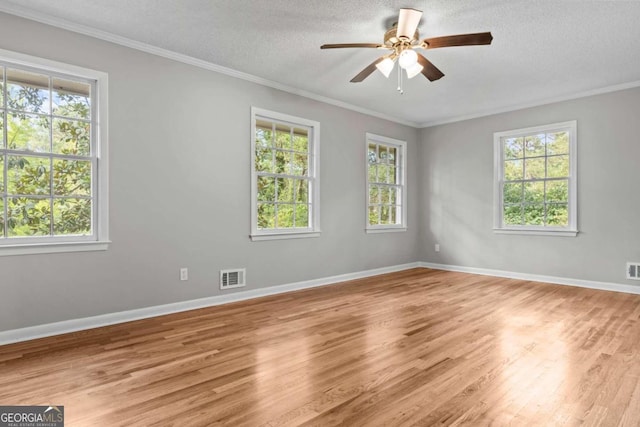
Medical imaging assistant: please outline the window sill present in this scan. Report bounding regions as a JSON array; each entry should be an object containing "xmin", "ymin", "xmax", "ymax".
[
  {"xmin": 250, "ymin": 231, "xmax": 321, "ymax": 241},
  {"xmin": 366, "ymin": 227, "xmax": 407, "ymax": 234},
  {"xmin": 493, "ymin": 228, "xmax": 578, "ymax": 237},
  {"xmin": 0, "ymin": 240, "xmax": 111, "ymax": 257}
]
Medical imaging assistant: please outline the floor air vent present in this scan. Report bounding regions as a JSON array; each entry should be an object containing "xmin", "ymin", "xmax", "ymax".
[
  {"xmin": 220, "ymin": 268, "xmax": 246, "ymax": 290},
  {"xmin": 628, "ymin": 263, "xmax": 640, "ymax": 281}
]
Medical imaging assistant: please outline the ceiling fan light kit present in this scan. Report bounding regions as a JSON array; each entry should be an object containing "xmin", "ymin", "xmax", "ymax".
[
  {"xmin": 320, "ymin": 8, "xmax": 493, "ymax": 93},
  {"xmin": 375, "ymin": 55, "xmax": 396, "ymax": 78}
]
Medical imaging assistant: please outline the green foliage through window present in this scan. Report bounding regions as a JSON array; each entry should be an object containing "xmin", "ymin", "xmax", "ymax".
[
  {"xmin": 367, "ymin": 140, "xmax": 403, "ymax": 227},
  {"xmin": 254, "ymin": 118, "xmax": 311, "ymax": 230},
  {"xmin": 501, "ymin": 129, "xmax": 571, "ymax": 228},
  {"xmin": 0, "ymin": 65, "xmax": 94, "ymax": 239}
]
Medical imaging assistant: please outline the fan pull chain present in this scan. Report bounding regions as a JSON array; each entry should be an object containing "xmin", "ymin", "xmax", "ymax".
[{"xmin": 397, "ymin": 65, "xmax": 404, "ymax": 94}]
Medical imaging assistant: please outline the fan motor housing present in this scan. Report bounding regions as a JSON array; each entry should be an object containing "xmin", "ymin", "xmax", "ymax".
[{"xmin": 384, "ymin": 25, "xmax": 419, "ymax": 46}]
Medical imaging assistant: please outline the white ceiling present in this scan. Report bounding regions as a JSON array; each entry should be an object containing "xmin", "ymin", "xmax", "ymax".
[{"xmin": 1, "ymin": 0, "xmax": 640, "ymax": 127}]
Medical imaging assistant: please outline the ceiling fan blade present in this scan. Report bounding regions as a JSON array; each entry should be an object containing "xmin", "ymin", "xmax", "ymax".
[
  {"xmin": 422, "ymin": 32, "xmax": 493, "ymax": 49},
  {"xmin": 396, "ymin": 9, "xmax": 422, "ymax": 40},
  {"xmin": 321, "ymin": 43, "xmax": 384, "ymax": 49},
  {"xmin": 397, "ymin": 8, "xmax": 422, "ymax": 39},
  {"xmin": 416, "ymin": 53, "xmax": 444, "ymax": 81},
  {"xmin": 350, "ymin": 57, "xmax": 385, "ymax": 83}
]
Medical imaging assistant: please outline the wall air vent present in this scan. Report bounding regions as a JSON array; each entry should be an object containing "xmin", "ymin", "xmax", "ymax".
[
  {"xmin": 627, "ymin": 263, "xmax": 640, "ymax": 281},
  {"xmin": 220, "ymin": 268, "xmax": 246, "ymax": 290}
]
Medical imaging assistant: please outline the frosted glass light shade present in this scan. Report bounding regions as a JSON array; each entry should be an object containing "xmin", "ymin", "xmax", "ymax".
[
  {"xmin": 405, "ymin": 62, "xmax": 423, "ymax": 79},
  {"xmin": 398, "ymin": 49, "xmax": 418, "ymax": 69},
  {"xmin": 375, "ymin": 57, "xmax": 395, "ymax": 78}
]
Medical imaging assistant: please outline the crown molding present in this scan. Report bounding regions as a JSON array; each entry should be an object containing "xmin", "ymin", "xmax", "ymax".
[
  {"xmin": 2, "ymin": 5, "xmax": 639, "ymax": 132},
  {"xmin": 418, "ymin": 80, "xmax": 640, "ymax": 128},
  {"xmin": 0, "ymin": 4, "xmax": 420, "ymax": 128}
]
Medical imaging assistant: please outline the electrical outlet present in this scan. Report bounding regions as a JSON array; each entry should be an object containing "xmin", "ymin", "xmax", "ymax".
[
  {"xmin": 435, "ymin": 243, "xmax": 440, "ymax": 253},
  {"xmin": 180, "ymin": 268, "xmax": 188, "ymax": 281}
]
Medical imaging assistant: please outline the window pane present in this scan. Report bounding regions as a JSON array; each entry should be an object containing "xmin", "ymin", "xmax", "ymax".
[
  {"xmin": 547, "ymin": 155, "xmax": 569, "ymax": 178},
  {"xmin": 504, "ymin": 137, "xmax": 523, "ymax": 159},
  {"xmin": 379, "ymin": 146, "xmax": 388, "ymax": 163},
  {"xmin": 503, "ymin": 205, "xmax": 522, "ymax": 225},
  {"xmin": 546, "ymin": 180, "xmax": 568, "ymax": 203},
  {"xmin": 389, "ymin": 206, "xmax": 397, "ymax": 224},
  {"xmin": 374, "ymin": 164, "xmax": 385, "ymax": 183},
  {"xmin": 274, "ymin": 150, "xmax": 290, "ymax": 174},
  {"xmin": 503, "ymin": 182, "xmax": 522, "ymax": 204},
  {"xmin": 0, "ymin": 155, "xmax": 3, "ymax": 193},
  {"xmin": 53, "ymin": 198, "xmax": 91, "ymax": 235},
  {"xmin": 546, "ymin": 203, "xmax": 568, "ymax": 226},
  {"xmin": 257, "ymin": 203, "xmax": 275, "ymax": 229},
  {"xmin": 367, "ymin": 144, "xmax": 377, "ymax": 164},
  {"xmin": 524, "ymin": 181, "xmax": 544, "ymax": 203},
  {"xmin": 524, "ymin": 157, "xmax": 545, "ymax": 179},
  {"xmin": 7, "ymin": 156, "xmax": 50, "ymax": 196},
  {"xmin": 0, "ymin": 198, "xmax": 3, "ymax": 236},
  {"xmin": 277, "ymin": 178, "xmax": 294, "ymax": 203},
  {"xmin": 275, "ymin": 126, "xmax": 291, "ymax": 150},
  {"xmin": 255, "ymin": 122, "xmax": 273, "ymax": 148},
  {"xmin": 7, "ymin": 113, "xmax": 50, "ymax": 152},
  {"xmin": 295, "ymin": 204, "xmax": 309, "ymax": 228},
  {"xmin": 53, "ymin": 118, "xmax": 90, "ymax": 156},
  {"xmin": 368, "ymin": 164, "xmax": 377, "ymax": 183},
  {"xmin": 294, "ymin": 179, "xmax": 308, "ymax": 203},
  {"xmin": 0, "ymin": 110, "xmax": 4, "ymax": 148},
  {"xmin": 380, "ymin": 205, "xmax": 389, "ymax": 224},
  {"xmin": 53, "ymin": 159, "xmax": 91, "ymax": 196},
  {"xmin": 276, "ymin": 204, "xmax": 293, "ymax": 228},
  {"xmin": 257, "ymin": 176, "xmax": 275, "ymax": 202},
  {"xmin": 7, "ymin": 197, "xmax": 51, "ymax": 237},
  {"xmin": 389, "ymin": 187, "xmax": 398, "ymax": 205},
  {"xmin": 369, "ymin": 186, "xmax": 379, "ymax": 204},
  {"xmin": 52, "ymin": 78, "xmax": 91, "ymax": 120},
  {"xmin": 388, "ymin": 147, "xmax": 396, "ymax": 163},
  {"xmin": 368, "ymin": 205, "xmax": 380, "ymax": 225},
  {"xmin": 386, "ymin": 166, "xmax": 397, "ymax": 184},
  {"xmin": 291, "ymin": 153, "xmax": 308, "ymax": 176},
  {"xmin": 379, "ymin": 186, "xmax": 389, "ymax": 204},
  {"xmin": 524, "ymin": 204, "xmax": 544, "ymax": 226},
  {"xmin": 524, "ymin": 134, "xmax": 545, "ymax": 157},
  {"xmin": 504, "ymin": 159, "xmax": 523, "ymax": 181},
  {"xmin": 255, "ymin": 148, "xmax": 274, "ymax": 173},
  {"xmin": 7, "ymin": 69, "xmax": 50, "ymax": 114},
  {"xmin": 546, "ymin": 132, "xmax": 569, "ymax": 155},
  {"xmin": 292, "ymin": 129, "xmax": 308, "ymax": 153}
]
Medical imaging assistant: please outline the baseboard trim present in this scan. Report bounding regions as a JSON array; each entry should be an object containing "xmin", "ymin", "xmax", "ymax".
[
  {"xmin": 420, "ymin": 262, "xmax": 640, "ymax": 295},
  {"xmin": 0, "ymin": 262, "xmax": 421, "ymax": 346}
]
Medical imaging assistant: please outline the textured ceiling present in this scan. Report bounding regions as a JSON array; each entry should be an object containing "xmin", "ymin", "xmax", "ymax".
[{"xmin": 1, "ymin": 0, "xmax": 640, "ymax": 127}]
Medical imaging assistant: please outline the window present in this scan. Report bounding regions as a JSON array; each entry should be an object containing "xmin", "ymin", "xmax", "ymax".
[
  {"xmin": 250, "ymin": 107, "xmax": 320, "ymax": 241},
  {"xmin": 0, "ymin": 49, "xmax": 108, "ymax": 255},
  {"xmin": 366, "ymin": 133, "xmax": 407, "ymax": 232},
  {"xmin": 494, "ymin": 121, "xmax": 577, "ymax": 236}
]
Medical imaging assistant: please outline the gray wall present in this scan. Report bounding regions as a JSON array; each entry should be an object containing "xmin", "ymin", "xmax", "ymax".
[
  {"xmin": 419, "ymin": 87, "xmax": 640, "ymax": 284},
  {"xmin": 0, "ymin": 13, "xmax": 420, "ymax": 331}
]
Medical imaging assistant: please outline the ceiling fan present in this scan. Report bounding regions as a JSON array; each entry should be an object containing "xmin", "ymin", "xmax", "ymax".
[{"xmin": 321, "ymin": 8, "xmax": 493, "ymax": 86}]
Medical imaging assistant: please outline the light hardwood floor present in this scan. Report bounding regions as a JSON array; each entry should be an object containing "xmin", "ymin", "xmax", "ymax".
[{"xmin": 1, "ymin": 268, "xmax": 640, "ymax": 426}]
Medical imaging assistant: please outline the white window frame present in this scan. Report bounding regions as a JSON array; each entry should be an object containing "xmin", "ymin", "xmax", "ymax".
[
  {"xmin": 250, "ymin": 107, "xmax": 320, "ymax": 241},
  {"xmin": 0, "ymin": 49, "xmax": 109, "ymax": 256},
  {"xmin": 493, "ymin": 120, "xmax": 577, "ymax": 237},
  {"xmin": 365, "ymin": 133, "xmax": 407, "ymax": 233}
]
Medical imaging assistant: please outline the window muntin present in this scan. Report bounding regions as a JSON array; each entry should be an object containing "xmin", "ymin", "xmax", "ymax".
[
  {"xmin": 251, "ymin": 108, "xmax": 319, "ymax": 240},
  {"xmin": 0, "ymin": 50, "xmax": 107, "ymax": 254},
  {"xmin": 366, "ymin": 133, "xmax": 407, "ymax": 231},
  {"xmin": 494, "ymin": 121, "xmax": 577, "ymax": 235}
]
